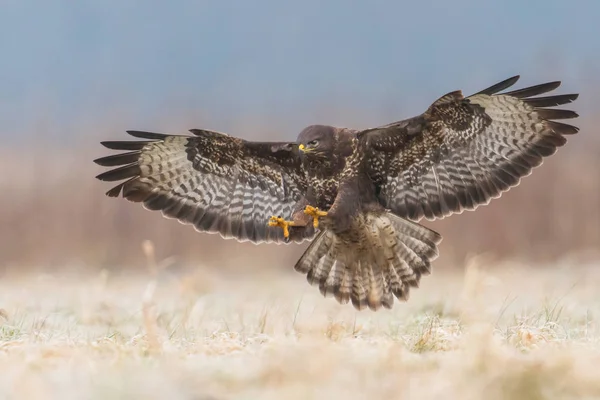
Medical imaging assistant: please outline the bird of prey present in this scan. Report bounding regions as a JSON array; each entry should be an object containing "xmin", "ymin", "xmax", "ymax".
[{"xmin": 94, "ymin": 75, "xmax": 579, "ymax": 311}]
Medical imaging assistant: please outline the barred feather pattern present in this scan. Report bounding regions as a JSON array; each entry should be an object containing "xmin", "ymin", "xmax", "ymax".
[
  {"xmin": 94, "ymin": 130, "xmax": 313, "ymax": 244},
  {"xmin": 294, "ymin": 212, "xmax": 442, "ymax": 311},
  {"xmin": 362, "ymin": 76, "xmax": 579, "ymax": 221}
]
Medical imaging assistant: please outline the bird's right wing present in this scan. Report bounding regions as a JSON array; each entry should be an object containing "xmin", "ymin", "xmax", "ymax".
[
  {"xmin": 94, "ymin": 129, "xmax": 314, "ymax": 244},
  {"xmin": 360, "ymin": 76, "xmax": 579, "ymax": 221}
]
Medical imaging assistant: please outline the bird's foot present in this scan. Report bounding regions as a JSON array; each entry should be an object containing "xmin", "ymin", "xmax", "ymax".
[
  {"xmin": 268, "ymin": 216, "xmax": 296, "ymax": 238},
  {"xmin": 303, "ymin": 205, "xmax": 328, "ymax": 229}
]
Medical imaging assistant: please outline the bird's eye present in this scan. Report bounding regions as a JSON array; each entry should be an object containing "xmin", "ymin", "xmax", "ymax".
[{"xmin": 308, "ymin": 140, "xmax": 319, "ymax": 147}]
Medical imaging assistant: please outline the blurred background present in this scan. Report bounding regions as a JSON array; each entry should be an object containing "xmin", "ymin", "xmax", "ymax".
[{"xmin": 1, "ymin": 0, "xmax": 598, "ymax": 274}]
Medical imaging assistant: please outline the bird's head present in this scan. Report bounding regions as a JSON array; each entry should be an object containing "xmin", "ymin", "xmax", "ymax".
[{"xmin": 296, "ymin": 125, "xmax": 336, "ymax": 160}]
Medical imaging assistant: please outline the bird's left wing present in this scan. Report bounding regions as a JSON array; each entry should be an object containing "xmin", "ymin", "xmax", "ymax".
[
  {"xmin": 94, "ymin": 129, "xmax": 313, "ymax": 244},
  {"xmin": 359, "ymin": 76, "xmax": 579, "ymax": 221}
]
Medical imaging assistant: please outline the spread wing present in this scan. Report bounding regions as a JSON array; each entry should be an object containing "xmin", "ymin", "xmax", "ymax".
[
  {"xmin": 94, "ymin": 129, "xmax": 314, "ymax": 244},
  {"xmin": 360, "ymin": 75, "xmax": 579, "ymax": 221}
]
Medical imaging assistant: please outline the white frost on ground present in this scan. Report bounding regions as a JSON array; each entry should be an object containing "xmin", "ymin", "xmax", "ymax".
[{"xmin": 2, "ymin": 258, "xmax": 600, "ymax": 399}]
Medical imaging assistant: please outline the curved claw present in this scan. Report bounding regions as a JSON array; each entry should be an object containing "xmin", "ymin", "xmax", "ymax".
[
  {"xmin": 303, "ymin": 205, "xmax": 328, "ymax": 229},
  {"xmin": 268, "ymin": 216, "xmax": 295, "ymax": 238}
]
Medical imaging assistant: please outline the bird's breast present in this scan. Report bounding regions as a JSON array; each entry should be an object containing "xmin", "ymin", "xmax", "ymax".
[{"xmin": 311, "ymin": 177, "xmax": 339, "ymax": 209}]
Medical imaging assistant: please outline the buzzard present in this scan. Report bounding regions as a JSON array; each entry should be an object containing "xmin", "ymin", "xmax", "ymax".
[{"xmin": 94, "ymin": 75, "xmax": 579, "ymax": 310}]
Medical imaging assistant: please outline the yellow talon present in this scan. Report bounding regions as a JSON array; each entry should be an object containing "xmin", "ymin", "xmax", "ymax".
[
  {"xmin": 303, "ymin": 205, "xmax": 328, "ymax": 229},
  {"xmin": 268, "ymin": 216, "xmax": 295, "ymax": 238}
]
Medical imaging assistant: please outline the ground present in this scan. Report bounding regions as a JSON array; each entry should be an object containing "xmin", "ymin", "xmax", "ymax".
[{"xmin": 2, "ymin": 254, "xmax": 600, "ymax": 400}]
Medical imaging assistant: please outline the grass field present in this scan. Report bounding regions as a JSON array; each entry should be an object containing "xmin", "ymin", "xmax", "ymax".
[{"xmin": 2, "ymin": 251, "xmax": 600, "ymax": 400}]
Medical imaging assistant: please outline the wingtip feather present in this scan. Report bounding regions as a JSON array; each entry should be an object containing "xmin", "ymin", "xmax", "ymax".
[
  {"xmin": 95, "ymin": 163, "xmax": 140, "ymax": 182},
  {"xmin": 524, "ymin": 93, "xmax": 579, "ymax": 108},
  {"xmin": 126, "ymin": 130, "xmax": 169, "ymax": 140},
  {"xmin": 474, "ymin": 75, "xmax": 521, "ymax": 96},
  {"xmin": 106, "ymin": 183, "xmax": 124, "ymax": 197},
  {"xmin": 504, "ymin": 81, "xmax": 562, "ymax": 98}
]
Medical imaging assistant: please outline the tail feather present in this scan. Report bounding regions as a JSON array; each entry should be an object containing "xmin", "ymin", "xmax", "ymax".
[
  {"xmin": 351, "ymin": 263, "xmax": 368, "ymax": 310},
  {"xmin": 335, "ymin": 268, "xmax": 352, "ymax": 305},
  {"xmin": 323, "ymin": 261, "xmax": 344, "ymax": 300},
  {"xmin": 381, "ymin": 268, "xmax": 394, "ymax": 309},
  {"xmin": 294, "ymin": 212, "xmax": 442, "ymax": 311},
  {"xmin": 295, "ymin": 232, "xmax": 332, "ymax": 274},
  {"xmin": 366, "ymin": 258, "xmax": 383, "ymax": 310}
]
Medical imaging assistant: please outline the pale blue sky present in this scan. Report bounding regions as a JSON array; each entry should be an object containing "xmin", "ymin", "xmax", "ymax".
[{"xmin": 1, "ymin": 1, "xmax": 598, "ymax": 142}]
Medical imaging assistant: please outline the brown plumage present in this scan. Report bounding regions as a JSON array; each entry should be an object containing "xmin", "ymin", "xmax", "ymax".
[{"xmin": 94, "ymin": 75, "xmax": 579, "ymax": 310}]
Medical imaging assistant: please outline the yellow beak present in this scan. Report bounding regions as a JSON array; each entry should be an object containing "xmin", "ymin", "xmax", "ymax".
[{"xmin": 299, "ymin": 144, "xmax": 314, "ymax": 153}]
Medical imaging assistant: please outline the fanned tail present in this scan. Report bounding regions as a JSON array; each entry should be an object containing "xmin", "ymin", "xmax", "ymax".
[{"xmin": 294, "ymin": 212, "xmax": 442, "ymax": 311}]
